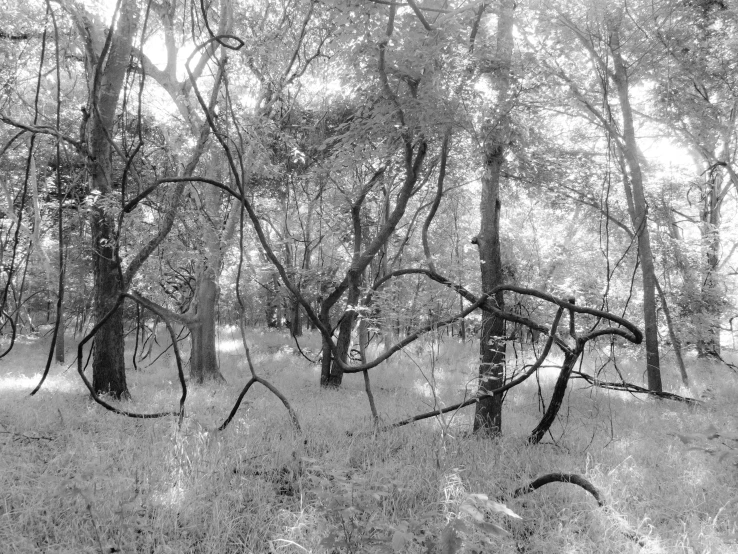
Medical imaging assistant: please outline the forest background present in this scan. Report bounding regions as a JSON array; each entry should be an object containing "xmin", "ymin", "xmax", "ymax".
[{"xmin": 1, "ymin": 0, "xmax": 738, "ymax": 552}]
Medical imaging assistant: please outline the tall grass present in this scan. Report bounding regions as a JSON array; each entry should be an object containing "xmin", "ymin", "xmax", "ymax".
[{"xmin": 0, "ymin": 327, "xmax": 736, "ymax": 553}]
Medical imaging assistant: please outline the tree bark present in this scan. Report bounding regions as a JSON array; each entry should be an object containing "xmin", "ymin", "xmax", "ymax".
[
  {"xmin": 55, "ymin": 304, "xmax": 64, "ymax": 363},
  {"xmin": 697, "ymin": 168, "xmax": 722, "ymax": 358},
  {"xmin": 325, "ymin": 271, "xmax": 360, "ymax": 387},
  {"xmin": 188, "ymin": 266, "xmax": 225, "ymax": 384},
  {"xmin": 473, "ymin": 0, "xmax": 514, "ymax": 434}
]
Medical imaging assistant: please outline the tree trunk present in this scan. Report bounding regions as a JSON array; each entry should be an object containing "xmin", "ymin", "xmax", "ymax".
[
  {"xmin": 91, "ymin": 209, "xmax": 128, "ymax": 397},
  {"xmin": 189, "ymin": 267, "xmax": 225, "ymax": 384},
  {"xmin": 55, "ymin": 304, "xmax": 64, "ymax": 363},
  {"xmin": 529, "ymin": 351, "xmax": 579, "ymax": 444},
  {"xmin": 697, "ymin": 171, "xmax": 721, "ymax": 358},
  {"xmin": 319, "ymin": 305, "xmax": 333, "ymax": 386},
  {"xmin": 290, "ymin": 300, "xmax": 302, "ymax": 337},
  {"xmin": 473, "ymin": 0, "xmax": 514, "ymax": 434},
  {"xmin": 655, "ymin": 280, "xmax": 689, "ymax": 386},
  {"xmin": 610, "ymin": 27, "xmax": 662, "ymax": 392},
  {"xmin": 325, "ymin": 271, "xmax": 361, "ymax": 388},
  {"xmin": 80, "ymin": 0, "xmax": 139, "ymax": 399}
]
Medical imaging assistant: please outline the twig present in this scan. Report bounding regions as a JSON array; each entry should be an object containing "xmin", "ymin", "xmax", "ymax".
[{"xmin": 0, "ymin": 430, "xmax": 53, "ymax": 441}]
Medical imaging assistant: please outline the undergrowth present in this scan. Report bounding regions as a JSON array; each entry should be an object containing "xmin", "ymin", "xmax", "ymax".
[{"xmin": 0, "ymin": 327, "xmax": 737, "ymax": 553}]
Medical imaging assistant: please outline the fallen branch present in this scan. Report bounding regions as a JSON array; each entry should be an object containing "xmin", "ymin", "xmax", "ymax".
[{"xmin": 571, "ymin": 371, "xmax": 701, "ymax": 404}]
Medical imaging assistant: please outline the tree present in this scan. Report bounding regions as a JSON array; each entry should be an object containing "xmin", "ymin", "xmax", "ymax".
[
  {"xmin": 473, "ymin": 0, "xmax": 515, "ymax": 433},
  {"xmin": 531, "ymin": 1, "xmax": 664, "ymax": 391},
  {"xmin": 646, "ymin": 0, "xmax": 738, "ymax": 358},
  {"xmin": 75, "ymin": 0, "xmax": 141, "ymax": 398}
]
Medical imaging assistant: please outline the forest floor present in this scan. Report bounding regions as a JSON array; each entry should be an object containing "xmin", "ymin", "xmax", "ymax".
[{"xmin": 0, "ymin": 326, "xmax": 737, "ymax": 553}]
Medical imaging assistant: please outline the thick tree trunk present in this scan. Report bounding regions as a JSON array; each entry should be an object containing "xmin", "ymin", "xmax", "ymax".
[
  {"xmin": 326, "ymin": 272, "xmax": 361, "ymax": 388},
  {"xmin": 80, "ymin": 0, "xmax": 139, "ymax": 399},
  {"xmin": 189, "ymin": 267, "xmax": 225, "ymax": 384},
  {"xmin": 91, "ymin": 210, "xmax": 128, "ymax": 398},
  {"xmin": 610, "ymin": 28, "xmax": 662, "ymax": 392},
  {"xmin": 473, "ymin": 0, "xmax": 514, "ymax": 434}
]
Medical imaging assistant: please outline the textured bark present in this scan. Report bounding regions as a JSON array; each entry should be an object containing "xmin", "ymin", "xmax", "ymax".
[{"xmin": 473, "ymin": 0, "xmax": 514, "ymax": 434}]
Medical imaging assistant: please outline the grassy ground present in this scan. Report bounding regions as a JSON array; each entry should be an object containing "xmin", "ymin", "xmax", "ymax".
[{"xmin": 0, "ymin": 326, "xmax": 737, "ymax": 553}]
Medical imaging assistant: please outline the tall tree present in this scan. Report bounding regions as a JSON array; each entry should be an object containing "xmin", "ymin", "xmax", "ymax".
[
  {"xmin": 74, "ymin": 0, "xmax": 140, "ymax": 398},
  {"xmin": 533, "ymin": 1, "xmax": 664, "ymax": 391},
  {"xmin": 473, "ymin": 0, "xmax": 515, "ymax": 433}
]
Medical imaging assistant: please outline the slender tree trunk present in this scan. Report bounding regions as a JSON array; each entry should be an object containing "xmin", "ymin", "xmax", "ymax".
[
  {"xmin": 698, "ymin": 170, "xmax": 722, "ymax": 358},
  {"xmin": 610, "ymin": 27, "xmax": 662, "ymax": 392},
  {"xmin": 654, "ymin": 280, "xmax": 689, "ymax": 386},
  {"xmin": 473, "ymin": 0, "xmax": 514, "ymax": 434},
  {"xmin": 529, "ymin": 351, "xmax": 579, "ymax": 444},
  {"xmin": 55, "ymin": 303, "xmax": 64, "ymax": 363},
  {"xmin": 319, "ymin": 303, "xmax": 333, "ymax": 385}
]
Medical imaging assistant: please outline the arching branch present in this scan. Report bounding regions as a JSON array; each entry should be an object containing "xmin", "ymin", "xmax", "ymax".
[{"xmin": 511, "ymin": 473, "xmax": 605, "ymax": 507}]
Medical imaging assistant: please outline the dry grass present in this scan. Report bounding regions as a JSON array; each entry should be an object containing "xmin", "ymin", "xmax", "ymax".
[{"xmin": 0, "ymin": 326, "xmax": 737, "ymax": 553}]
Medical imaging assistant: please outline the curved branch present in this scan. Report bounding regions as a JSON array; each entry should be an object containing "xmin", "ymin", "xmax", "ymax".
[
  {"xmin": 342, "ymin": 293, "xmax": 489, "ymax": 373},
  {"xmin": 422, "ymin": 131, "xmax": 449, "ymax": 273},
  {"xmin": 75, "ymin": 294, "xmax": 187, "ymax": 421},
  {"xmin": 368, "ymin": 268, "xmax": 642, "ymax": 347},
  {"xmin": 218, "ymin": 317, "xmax": 300, "ymax": 432},
  {"xmin": 0, "ymin": 311, "xmax": 17, "ymax": 359},
  {"xmin": 0, "ymin": 116, "xmax": 82, "ymax": 152},
  {"xmin": 511, "ymin": 473, "xmax": 605, "ymax": 507}
]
